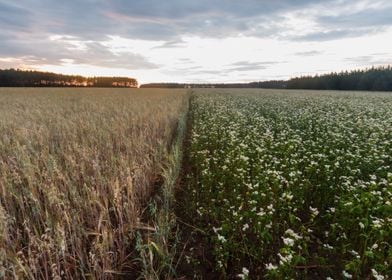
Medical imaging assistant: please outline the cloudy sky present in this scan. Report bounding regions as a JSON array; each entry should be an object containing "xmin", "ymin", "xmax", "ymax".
[{"xmin": 1, "ymin": 0, "xmax": 392, "ymax": 83}]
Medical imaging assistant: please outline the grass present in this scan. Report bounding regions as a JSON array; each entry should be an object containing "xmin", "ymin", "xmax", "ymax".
[{"xmin": 0, "ymin": 88, "xmax": 187, "ymax": 279}]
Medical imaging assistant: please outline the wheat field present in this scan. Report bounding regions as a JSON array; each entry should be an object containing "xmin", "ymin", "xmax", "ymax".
[{"xmin": 0, "ymin": 88, "xmax": 187, "ymax": 279}]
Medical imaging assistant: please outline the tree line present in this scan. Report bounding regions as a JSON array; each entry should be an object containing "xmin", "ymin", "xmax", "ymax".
[
  {"xmin": 140, "ymin": 80, "xmax": 286, "ymax": 89},
  {"xmin": 287, "ymin": 66, "xmax": 392, "ymax": 91},
  {"xmin": 2, "ymin": 66, "xmax": 391, "ymax": 91},
  {"xmin": 141, "ymin": 66, "xmax": 392, "ymax": 91},
  {"xmin": 0, "ymin": 69, "xmax": 138, "ymax": 88}
]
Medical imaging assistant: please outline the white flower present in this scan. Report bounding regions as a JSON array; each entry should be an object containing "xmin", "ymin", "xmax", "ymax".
[
  {"xmin": 310, "ymin": 206, "xmax": 319, "ymax": 216},
  {"xmin": 217, "ymin": 260, "xmax": 223, "ymax": 268},
  {"xmin": 242, "ymin": 223, "xmax": 249, "ymax": 231},
  {"xmin": 359, "ymin": 222, "xmax": 365, "ymax": 229},
  {"xmin": 265, "ymin": 222, "xmax": 272, "ymax": 229},
  {"xmin": 212, "ymin": 227, "xmax": 221, "ymax": 233},
  {"xmin": 342, "ymin": 270, "xmax": 352, "ymax": 279},
  {"xmin": 372, "ymin": 219, "xmax": 383, "ymax": 228},
  {"xmin": 349, "ymin": 250, "xmax": 360, "ymax": 259},
  {"xmin": 257, "ymin": 210, "xmax": 265, "ymax": 217},
  {"xmin": 285, "ymin": 229, "xmax": 302, "ymax": 240},
  {"xmin": 237, "ymin": 267, "xmax": 249, "ymax": 279},
  {"xmin": 240, "ymin": 155, "xmax": 249, "ymax": 161},
  {"xmin": 283, "ymin": 192, "xmax": 293, "ymax": 200},
  {"xmin": 278, "ymin": 253, "xmax": 293, "ymax": 264},
  {"xmin": 265, "ymin": 263, "xmax": 277, "ymax": 270},
  {"xmin": 242, "ymin": 267, "xmax": 249, "ymax": 275},
  {"xmin": 371, "ymin": 268, "xmax": 385, "ymax": 280},
  {"xmin": 217, "ymin": 234, "xmax": 226, "ymax": 243},
  {"xmin": 282, "ymin": 237, "xmax": 295, "ymax": 247}
]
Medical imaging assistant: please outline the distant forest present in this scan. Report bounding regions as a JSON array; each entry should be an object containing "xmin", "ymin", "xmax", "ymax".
[
  {"xmin": 287, "ymin": 66, "xmax": 392, "ymax": 91},
  {"xmin": 141, "ymin": 66, "xmax": 392, "ymax": 91},
  {"xmin": 2, "ymin": 66, "xmax": 391, "ymax": 91},
  {"xmin": 0, "ymin": 69, "xmax": 138, "ymax": 88},
  {"xmin": 140, "ymin": 80, "xmax": 286, "ymax": 89}
]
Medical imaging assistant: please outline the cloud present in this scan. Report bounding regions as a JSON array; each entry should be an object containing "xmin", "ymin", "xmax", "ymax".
[
  {"xmin": 1, "ymin": 0, "xmax": 391, "ymax": 45},
  {"xmin": 317, "ymin": 4, "xmax": 392, "ymax": 30},
  {"xmin": 0, "ymin": 34, "xmax": 158, "ymax": 70},
  {"xmin": 104, "ymin": 0, "xmax": 335, "ymax": 40},
  {"xmin": 294, "ymin": 51, "xmax": 324, "ymax": 56},
  {"xmin": 1, "ymin": 0, "xmax": 392, "ymax": 80},
  {"xmin": 0, "ymin": 2, "xmax": 31, "ymax": 30},
  {"xmin": 290, "ymin": 0, "xmax": 392, "ymax": 41},
  {"xmin": 0, "ymin": 0, "xmax": 342, "ymax": 41},
  {"xmin": 177, "ymin": 58, "xmax": 194, "ymax": 64},
  {"xmin": 109, "ymin": 0, "xmax": 324, "ymax": 20},
  {"xmin": 153, "ymin": 40, "xmax": 186, "ymax": 49},
  {"xmin": 344, "ymin": 54, "xmax": 392, "ymax": 65},
  {"xmin": 76, "ymin": 42, "xmax": 159, "ymax": 69},
  {"xmin": 227, "ymin": 61, "xmax": 282, "ymax": 71},
  {"xmin": 294, "ymin": 29, "xmax": 375, "ymax": 41}
]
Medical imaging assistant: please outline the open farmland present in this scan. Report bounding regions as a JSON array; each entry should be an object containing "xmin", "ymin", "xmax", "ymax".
[
  {"xmin": 0, "ymin": 88, "xmax": 187, "ymax": 278},
  {"xmin": 0, "ymin": 88, "xmax": 391, "ymax": 280},
  {"xmin": 179, "ymin": 89, "xmax": 392, "ymax": 279}
]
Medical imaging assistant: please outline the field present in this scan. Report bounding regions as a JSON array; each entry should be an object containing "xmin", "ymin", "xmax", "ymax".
[
  {"xmin": 0, "ymin": 88, "xmax": 187, "ymax": 278},
  {"xmin": 0, "ymin": 88, "xmax": 391, "ymax": 279},
  {"xmin": 180, "ymin": 89, "xmax": 392, "ymax": 279}
]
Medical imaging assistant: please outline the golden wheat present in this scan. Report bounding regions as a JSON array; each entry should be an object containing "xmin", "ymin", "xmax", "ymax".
[{"xmin": 0, "ymin": 88, "xmax": 187, "ymax": 279}]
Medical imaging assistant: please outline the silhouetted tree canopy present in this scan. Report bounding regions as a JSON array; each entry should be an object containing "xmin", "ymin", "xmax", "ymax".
[
  {"xmin": 2, "ymin": 66, "xmax": 391, "ymax": 91},
  {"xmin": 140, "ymin": 80, "xmax": 287, "ymax": 89},
  {"xmin": 141, "ymin": 66, "xmax": 392, "ymax": 91},
  {"xmin": 287, "ymin": 66, "xmax": 392, "ymax": 91},
  {"xmin": 0, "ymin": 69, "xmax": 138, "ymax": 88}
]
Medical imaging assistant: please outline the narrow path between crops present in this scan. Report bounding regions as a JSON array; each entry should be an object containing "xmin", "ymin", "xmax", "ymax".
[{"xmin": 174, "ymin": 94, "xmax": 221, "ymax": 279}]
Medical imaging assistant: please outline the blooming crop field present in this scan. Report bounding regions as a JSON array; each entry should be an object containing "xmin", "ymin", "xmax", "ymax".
[{"xmin": 183, "ymin": 89, "xmax": 392, "ymax": 279}]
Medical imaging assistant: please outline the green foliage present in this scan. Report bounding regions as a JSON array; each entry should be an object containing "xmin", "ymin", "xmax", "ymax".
[{"xmin": 185, "ymin": 89, "xmax": 392, "ymax": 279}]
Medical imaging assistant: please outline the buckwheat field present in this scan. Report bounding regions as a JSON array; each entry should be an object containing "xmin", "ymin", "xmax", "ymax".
[{"xmin": 183, "ymin": 89, "xmax": 392, "ymax": 279}]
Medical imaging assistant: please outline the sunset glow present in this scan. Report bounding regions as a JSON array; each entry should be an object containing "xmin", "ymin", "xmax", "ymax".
[{"xmin": 1, "ymin": 0, "xmax": 392, "ymax": 83}]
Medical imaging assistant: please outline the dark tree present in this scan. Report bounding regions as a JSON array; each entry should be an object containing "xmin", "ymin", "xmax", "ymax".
[
  {"xmin": 286, "ymin": 66, "xmax": 392, "ymax": 91},
  {"xmin": 0, "ymin": 69, "xmax": 138, "ymax": 88}
]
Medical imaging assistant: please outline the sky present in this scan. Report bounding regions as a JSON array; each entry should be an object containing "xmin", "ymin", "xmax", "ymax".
[{"xmin": 1, "ymin": 0, "xmax": 392, "ymax": 84}]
